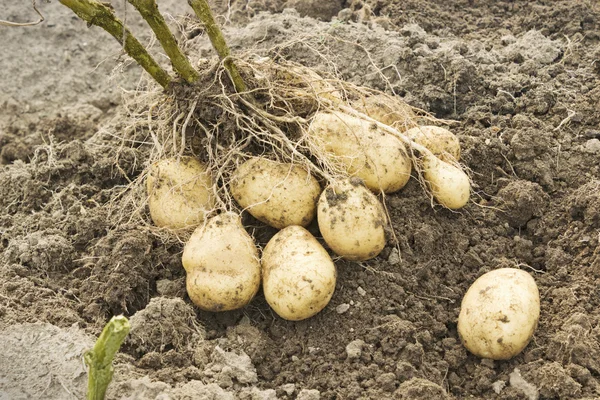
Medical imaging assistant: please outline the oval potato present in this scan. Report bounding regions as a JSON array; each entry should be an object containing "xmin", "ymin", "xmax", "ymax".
[
  {"xmin": 146, "ymin": 156, "xmax": 215, "ymax": 230},
  {"xmin": 230, "ymin": 158, "xmax": 321, "ymax": 229},
  {"xmin": 422, "ymin": 154, "xmax": 470, "ymax": 209},
  {"xmin": 317, "ymin": 178, "xmax": 386, "ymax": 261},
  {"xmin": 308, "ymin": 112, "xmax": 412, "ymax": 193},
  {"xmin": 262, "ymin": 225, "xmax": 336, "ymax": 321},
  {"xmin": 458, "ymin": 268, "xmax": 540, "ymax": 360},
  {"xmin": 352, "ymin": 94, "xmax": 416, "ymax": 132},
  {"xmin": 182, "ymin": 212, "xmax": 261, "ymax": 312},
  {"xmin": 406, "ymin": 125, "xmax": 461, "ymax": 161}
]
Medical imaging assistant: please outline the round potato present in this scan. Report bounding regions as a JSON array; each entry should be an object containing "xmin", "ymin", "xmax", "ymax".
[
  {"xmin": 422, "ymin": 154, "xmax": 470, "ymax": 209},
  {"xmin": 317, "ymin": 178, "xmax": 386, "ymax": 261},
  {"xmin": 146, "ymin": 156, "xmax": 215, "ymax": 230},
  {"xmin": 230, "ymin": 158, "xmax": 321, "ymax": 229},
  {"xmin": 308, "ymin": 112, "xmax": 412, "ymax": 193},
  {"xmin": 262, "ymin": 225, "xmax": 336, "ymax": 321},
  {"xmin": 182, "ymin": 212, "xmax": 261, "ymax": 312},
  {"xmin": 458, "ymin": 268, "xmax": 540, "ymax": 360},
  {"xmin": 406, "ymin": 125, "xmax": 461, "ymax": 161}
]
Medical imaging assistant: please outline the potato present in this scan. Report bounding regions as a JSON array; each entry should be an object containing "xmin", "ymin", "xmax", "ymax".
[
  {"xmin": 406, "ymin": 125, "xmax": 461, "ymax": 161},
  {"xmin": 262, "ymin": 225, "xmax": 336, "ymax": 321},
  {"xmin": 422, "ymin": 154, "xmax": 470, "ymax": 209},
  {"xmin": 182, "ymin": 212, "xmax": 261, "ymax": 312},
  {"xmin": 458, "ymin": 268, "xmax": 540, "ymax": 360},
  {"xmin": 352, "ymin": 94, "xmax": 416, "ymax": 132},
  {"xmin": 308, "ymin": 112, "xmax": 412, "ymax": 194},
  {"xmin": 230, "ymin": 158, "xmax": 321, "ymax": 229},
  {"xmin": 317, "ymin": 178, "xmax": 386, "ymax": 261},
  {"xmin": 146, "ymin": 156, "xmax": 215, "ymax": 229}
]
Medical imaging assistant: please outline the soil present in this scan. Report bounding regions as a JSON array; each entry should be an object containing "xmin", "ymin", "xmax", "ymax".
[{"xmin": 1, "ymin": 0, "xmax": 600, "ymax": 399}]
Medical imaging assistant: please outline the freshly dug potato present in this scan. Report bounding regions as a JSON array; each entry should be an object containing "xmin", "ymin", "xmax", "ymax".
[
  {"xmin": 262, "ymin": 225, "xmax": 336, "ymax": 321},
  {"xmin": 458, "ymin": 268, "xmax": 540, "ymax": 360},
  {"xmin": 352, "ymin": 94, "xmax": 417, "ymax": 132},
  {"xmin": 406, "ymin": 125, "xmax": 461, "ymax": 161},
  {"xmin": 182, "ymin": 212, "xmax": 261, "ymax": 312},
  {"xmin": 422, "ymin": 154, "xmax": 470, "ymax": 209},
  {"xmin": 230, "ymin": 158, "xmax": 321, "ymax": 229},
  {"xmin": 308, "ymin": 112, "xmax": 412, "ymax": 193},
  {"xmin": 317, "ymin": 178, "xmax": 386, "ymax": 261},
  {"xmin": 146, "ymin": 156, "xmax": 215, "ymax": 229}
]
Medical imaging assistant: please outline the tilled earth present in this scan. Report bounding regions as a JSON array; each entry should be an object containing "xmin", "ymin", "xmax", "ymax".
[{"xmin": 1, "ymin": 1, "xmax": 600, "ymax": 399}]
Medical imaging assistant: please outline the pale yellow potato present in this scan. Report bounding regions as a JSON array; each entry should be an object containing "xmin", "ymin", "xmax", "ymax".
[
  {"xmin": 262, "ymin": 225, "xmax": 336, "ymax": 321},
  {"xmin": 317, "ymin": 178, "xmax": 386, "ymax": 261},
  {"xmin": 182, "ymin": 212, "xmax": 261, "ymax": 312},
  {"xmin": 230, "ymin": 158, "xmax": 321, "ymax": 229},
  {"xmin": 458, "ymin": 268, "xmax": 540, "ymax": 360},
  {"xmin": 146, "ymin": 156, "xmax": 215, "ymax": 230},
  {"xmin": 352, "ymin": 94, "xmax": 416, "ymax": 132},
  {"xmin": 406, "ymin": 125, "xmax": 461, "ymax": 161},
  {"xmin": 308, "ymin": 112, "xmax": 412, "ymax": 194},
  {"xmin": 422, "ymin": 154, "xmax": 470, "ymax": 209}
]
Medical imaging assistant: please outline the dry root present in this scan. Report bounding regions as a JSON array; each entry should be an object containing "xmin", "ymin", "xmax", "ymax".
[{"xmin": 106, "ymin": 52, "xmax": 466, "ymax": 242}]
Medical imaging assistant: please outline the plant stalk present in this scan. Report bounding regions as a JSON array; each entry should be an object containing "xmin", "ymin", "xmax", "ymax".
[
  {"xmin": 127, "ymin": 0, "xmax": 199, "ymax": 83},
  {"xmin": 59, "ymin": 0, "xmax": 171, "ymax": 88},
  {"xmin": 84, "ymin": 315, "xmax": 131, "ymax": 400},
  {"xmin": 187, "ymin": 0, "xmax": 247, "ymax": 93}
]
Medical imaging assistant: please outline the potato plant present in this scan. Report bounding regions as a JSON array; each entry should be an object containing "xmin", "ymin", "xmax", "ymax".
[{"xmin": 58, "ymin": 0, "xmax": 472, "ymax": 323}]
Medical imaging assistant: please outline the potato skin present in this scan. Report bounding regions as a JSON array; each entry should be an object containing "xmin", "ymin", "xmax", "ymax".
[
  {"xmin": 406, "ymin": 125, "xmax": 461, "ymax": 161},
  {"xmin": 317, "ymin": 178, "xmax": 386, "ymax": 261},
  {"xmin": 182, "ymin": 212, "xmax": 261, "ymax": 312},
  {"xmin": 146, "ymin": 156, "xmax": 215, "ymax": 230},
  {"xmin": 230, "ymin": 158, "xmax": 321, "ymax": 229},
  {"xmin": 352, "ymin": 94, "xmax": 416, "ymax": 132},
  {"xmin": 308, "ymin": 112, "xmax": 412, "ymax": 194},
  {"xmin": 262, "ymin": 226, "xmax": 336, "ymax": 321},
  {"xmin": 458, "ymin": 268, "xmax": 540, "ymax": 360},
  {"xmin": 422, "ymin": 154, "xmax": 470, "ymax": 210}
]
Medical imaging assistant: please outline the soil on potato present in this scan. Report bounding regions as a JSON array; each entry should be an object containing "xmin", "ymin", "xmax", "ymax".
[{"xmin": 1, "ymin": 0, "xmax": 600, "ymax": 399}]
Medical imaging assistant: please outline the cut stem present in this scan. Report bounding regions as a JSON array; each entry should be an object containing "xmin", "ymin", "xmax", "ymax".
[
  {"xmin": 84, "ymin": 315, "xmax": 131, "ymax": 400},
  {"xmin": 59, "ymin": 0, "xmax": 171, "ymax": 88},
  {"xmin": 187, "ymin": 0, "xmax": 247, "ymax": 93},
  {"xmin": 127, "ymin": 0, "xmax": 199, "ymax": 83}
]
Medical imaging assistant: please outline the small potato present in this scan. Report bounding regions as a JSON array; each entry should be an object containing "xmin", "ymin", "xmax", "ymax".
[
  {"xmin": 230, "ymin": 158, "xmax": 321, "ymax": 229},
  {"xmin": 406, "ymin": 125, "xmax": 461, "ymax": 161},
  {"xmin": 458, "ymin": 268, "xmax": 540, "ymax": 360},
  {"xmin": 308, "ymin": 112, "xmax": 412, "ymax": 194},
  {"xmin": 262, "ymin": 225, "xmax": 336, "ymax": 321},
  {"xmin": 422, "ymin": 154, "xmax": 470, "ymax": 209},
  {"xmin": 182, "ymin": 212, "xmax": 261, "ymax": 312},
  {"xmin": 352, "ymin": 94, "xmax": 416, "ymax": 132},
  {"xmin": 147, "ymin": 156, "xmax": 215, "ymax": 230},
  {"xmin": 317, "ymin": 178, "xmax": 386, "ymax": 261}
]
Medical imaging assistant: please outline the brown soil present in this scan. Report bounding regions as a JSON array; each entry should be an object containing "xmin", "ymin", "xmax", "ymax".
[{"xmin": 1, "ymin": 0, "xmax": 600, "ymax": 399}]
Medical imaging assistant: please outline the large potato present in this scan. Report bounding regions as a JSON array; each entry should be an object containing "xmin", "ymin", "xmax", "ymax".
[
  {"xmin": 230, "ymin": 158, "xmax": 321, "ymax": 229},
  {"xmin": 308, "ymin": 112, "xmax": 412, "ymax": 193},
  {"xmin": 458, "ymin": 268, "xmax": 540, "ymax": 360},
  {"xmin": 262, "ymin": 225, "xmax": 336, "ymax": 321},
  {"xmin": 182, "ymin": 212, "xmax": 261, "ymax": 312},
  {"xmin": 317, "ymin": 178, "xmax": 386, "ymax": 261},
  {"xmin": 406, "ymin": 125, "xmax": 461, "ymax": 161},
  {"xmin": 352, "ymin": 94, "xmax": 416, "ymax": 132},
  {"xmin": 146, "ymin": 156, "xmax": 215, "ymax": 229},
  {"xmin": 422, "ymin": 154, "xmax": 470, "ymax": 209}
]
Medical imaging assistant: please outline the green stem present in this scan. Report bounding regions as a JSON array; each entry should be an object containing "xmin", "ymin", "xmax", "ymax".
[
  {"xmin": 59, "ymin": 0, "xmax": 171, "ymax": 88},
  {"xmin": 127, "ymin": 0, "xmax": 199, "ymax": 83},
  {"xmin": 187, "ymin": 0, "xmax": 247, "ymax": 93},
  {"xmin": 84, "ymin": 316, "xmax": 131, "ymax": 400}
]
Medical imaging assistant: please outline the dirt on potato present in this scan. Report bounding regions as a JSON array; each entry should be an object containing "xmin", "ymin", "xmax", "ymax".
[{"xmin": 1, "ymin": 0, "xmax": 600, "ymax": 399}]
